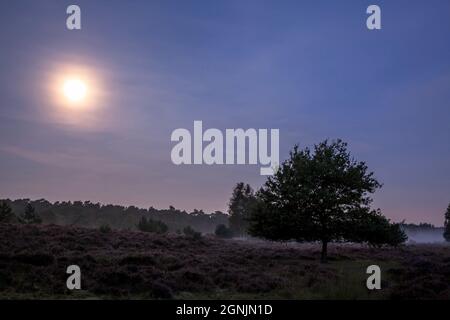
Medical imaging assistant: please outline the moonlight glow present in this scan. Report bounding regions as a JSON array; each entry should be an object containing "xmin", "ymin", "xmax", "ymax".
[
  {"xmin": 63, "ymin": 79, "xmax": 87, "ymax": 102},
  {"xmin": 47, "ymin": 65, "xmax": 104, "ymax": 129}
]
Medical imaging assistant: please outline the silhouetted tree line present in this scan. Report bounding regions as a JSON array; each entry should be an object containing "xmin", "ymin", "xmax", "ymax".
[
  {"xmin": 0, "ymin": 198, "xmax": 227, "ymax": 233},
  {"xmin": 400, "ymin": 222, "xmax": 435, "ymax": 230},
  {"xmin": 399, "ymin": 221, "xmax": 446, "ymax": 243},
  {"xmin": 400, "ymin": 222, "xmax": 446, "ymax": 233},
  {"xmin": 0, "ymin": 201, "xmax": 41, "ymax": 224}
]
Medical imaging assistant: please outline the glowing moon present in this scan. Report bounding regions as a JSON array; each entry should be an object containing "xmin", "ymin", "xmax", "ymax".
[
  {"xmin": 63, "ymin": 79, "xmax": 87, "ymax": 102},
  {"xmin": 47, "ymin": 64, "xmax": 104, "ymax": 129}
]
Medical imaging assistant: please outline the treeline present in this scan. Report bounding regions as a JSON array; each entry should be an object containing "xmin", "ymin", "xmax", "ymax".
[
  {"xmin": 400, "ymin": 222, "xmax": 446, "ymax": 243},
  {"xmin": 0, "ymin": 198, "xmax": 227, "ymax": 234},
  {"xmin": 401, "ymin": 222, "xmax": 444, "ymax": 231}
]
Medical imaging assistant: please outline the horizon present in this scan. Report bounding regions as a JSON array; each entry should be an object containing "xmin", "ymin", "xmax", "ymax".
[{"xmin": 1, "ymin": 196, "xmax": 446, "ymax": 228}]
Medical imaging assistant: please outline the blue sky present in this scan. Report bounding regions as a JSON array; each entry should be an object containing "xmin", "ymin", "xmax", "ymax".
[{"xmin": 0, "ymin": 0, "xmax": 449, "ymax": 225}]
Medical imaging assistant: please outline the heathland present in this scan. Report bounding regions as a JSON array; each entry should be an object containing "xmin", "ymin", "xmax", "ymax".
[{"xmin": 0, "ymin": 223, "xmax": 448, "ymax": 299}]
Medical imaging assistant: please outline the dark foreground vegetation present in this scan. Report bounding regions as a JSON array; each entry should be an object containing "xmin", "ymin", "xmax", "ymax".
[{"xmin": 0, "ymin": 223, "xmax": 448, "ymax": 300}]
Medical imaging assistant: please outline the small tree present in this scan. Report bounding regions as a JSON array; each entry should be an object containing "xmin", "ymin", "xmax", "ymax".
[
  {"xmin": 248, "ymin": 140, "xmax": 407, "ymax": 262},
  {"xmin": 19, "ymin": 203, "xmax": 42, "ymax": 224},
  {"xmin": 183, "ymin": 226, "xmax": 202, "ymax": 240},
  {"xmin": 137, "ymin": 216, "xmax": 168, "ymax": 234},
  {"xmin": 444, "ymin": 203, "xmax": 450, "ymax": 242},
  {"xmin": 99, "ymin": 224, "xmax": 112, "ymax": 233},
  {"xmin": 0, "ymin": 201, "xmax": 15, "ymax": 223},
  {"xmin": 228, "ymin": 182, "xmax": 257, "ymax": 237},
  {"xmin": 215, "ymin": 224, "xmax": 233, "ymax": 239}
]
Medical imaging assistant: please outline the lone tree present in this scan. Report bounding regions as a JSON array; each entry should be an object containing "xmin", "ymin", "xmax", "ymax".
[
  {"xmin": 248, "ymin": 139, "xmax": 406, "ymax": 262},
  {"xmin": 228, "ymin": 182, "xmax": 257, "ymax": 237},
  {"xmin": 444, "ymin": 203, "xmax": 450, "ymax": 242},
  {"xmin": 0, "ymin": 201, "xmax": 15, "ymax": 223},
  {"xmin": 19, "ymin": 203, "xmax": 42, "ymax": 224}
]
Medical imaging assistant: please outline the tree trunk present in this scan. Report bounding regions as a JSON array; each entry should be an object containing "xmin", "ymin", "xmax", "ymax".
[{"xmin": 320, "ymin": 241, "xmax": 328, "ymax": 263}]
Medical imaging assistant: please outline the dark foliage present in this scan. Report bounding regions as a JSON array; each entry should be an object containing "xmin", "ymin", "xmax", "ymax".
[
  {"xmin": 137, "ymin": 217, "xmax": 168, "ymax": 234},
  {"xmin": 444, "ymin": 203, "xmax": 450, "ymax": 242},
  {"xmin": 0, "ymin": 201, "xmax": 15, "ymax": 223},
  {"xmin": 402, "ymin": 222, "xmax": 436, "ymax": 230},
  {"xmin": 99, "ymin": 224, "xmax": 112, "ymax": 234},
  {"xmin": 248, "ymin": 140, "xmax": 407, "ymax": 262},
  {"xmin": 228, "ymin": 183, "xmax": 257, "ymax": 237},
  {"xmin": 215, "ymin": 224, "xmax": 233, "ymax": 239},
  {"xmin": 343, "ymin": 209, "xmax": 407, "ymax": 246},
  {"xmin": 19, "ymin": 204, "xmax": 42, "ymax": 224},
  {"xmin": 182, "ymin": 226, "xmax": 202, "ymax": 240},
  {"xmin": 0, "ymin": 198, "xmax": 228, "ymax": 233}
]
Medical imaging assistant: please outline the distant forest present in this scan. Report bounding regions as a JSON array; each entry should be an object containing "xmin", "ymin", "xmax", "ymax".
[
  {"xmin": 400, "ymin": 222, "xmax": 445, "ymax": 243},
  {"xmin": 0, "ymin": 198, "xmax": 228, "ymax": 234},
  {"xmin": 0, "ymin": 198, "xmax": 445, "ymax": 242}
]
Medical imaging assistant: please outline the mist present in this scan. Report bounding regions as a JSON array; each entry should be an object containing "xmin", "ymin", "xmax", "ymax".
[{"xmin": 404, "ymin": 228, "xmax": 445, "ymax": 244}]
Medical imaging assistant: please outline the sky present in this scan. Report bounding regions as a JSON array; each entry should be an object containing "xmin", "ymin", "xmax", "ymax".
[{"xmin": 0, "ymin": 0, "xmax": 449, "ymax": 225}]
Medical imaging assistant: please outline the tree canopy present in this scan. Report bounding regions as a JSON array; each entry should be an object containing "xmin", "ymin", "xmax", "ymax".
[
  {"xmin": 0, "ymin": 201, "xmax": 15, "ymax": 223},
  {"xmin": 215, "ymin": 224, "xmax": 234, "ymax": 238},
  {"xmin": 444, "ymin": 203, "xmax": 450, "ymax": 242},
  {"xmin": 0, "ymin": 198, "xmax": 228, "ymax": 233},
  {"xmin": 19, "ymin": 203, "xmax": 42, "ymax": 224},
  {"xmin": 228, "ymin": 182, "xmax": 257, "ymax": 237},
  {"xmin": 248, "ymin": 139, "xmax": 407, "ymax": 262},
  {"xmin": 137, "ymin": 216, "xmax": 168, "ymax": 234}
]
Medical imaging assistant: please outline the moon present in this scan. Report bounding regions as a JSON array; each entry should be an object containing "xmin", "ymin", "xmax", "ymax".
[
  {"xmin": 47, "ymin": 64, "xmax": 103, "ymax": 128},
  {"xmin": 63, "ymin": 79, "xmax": 87, "ymax": 103}
]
